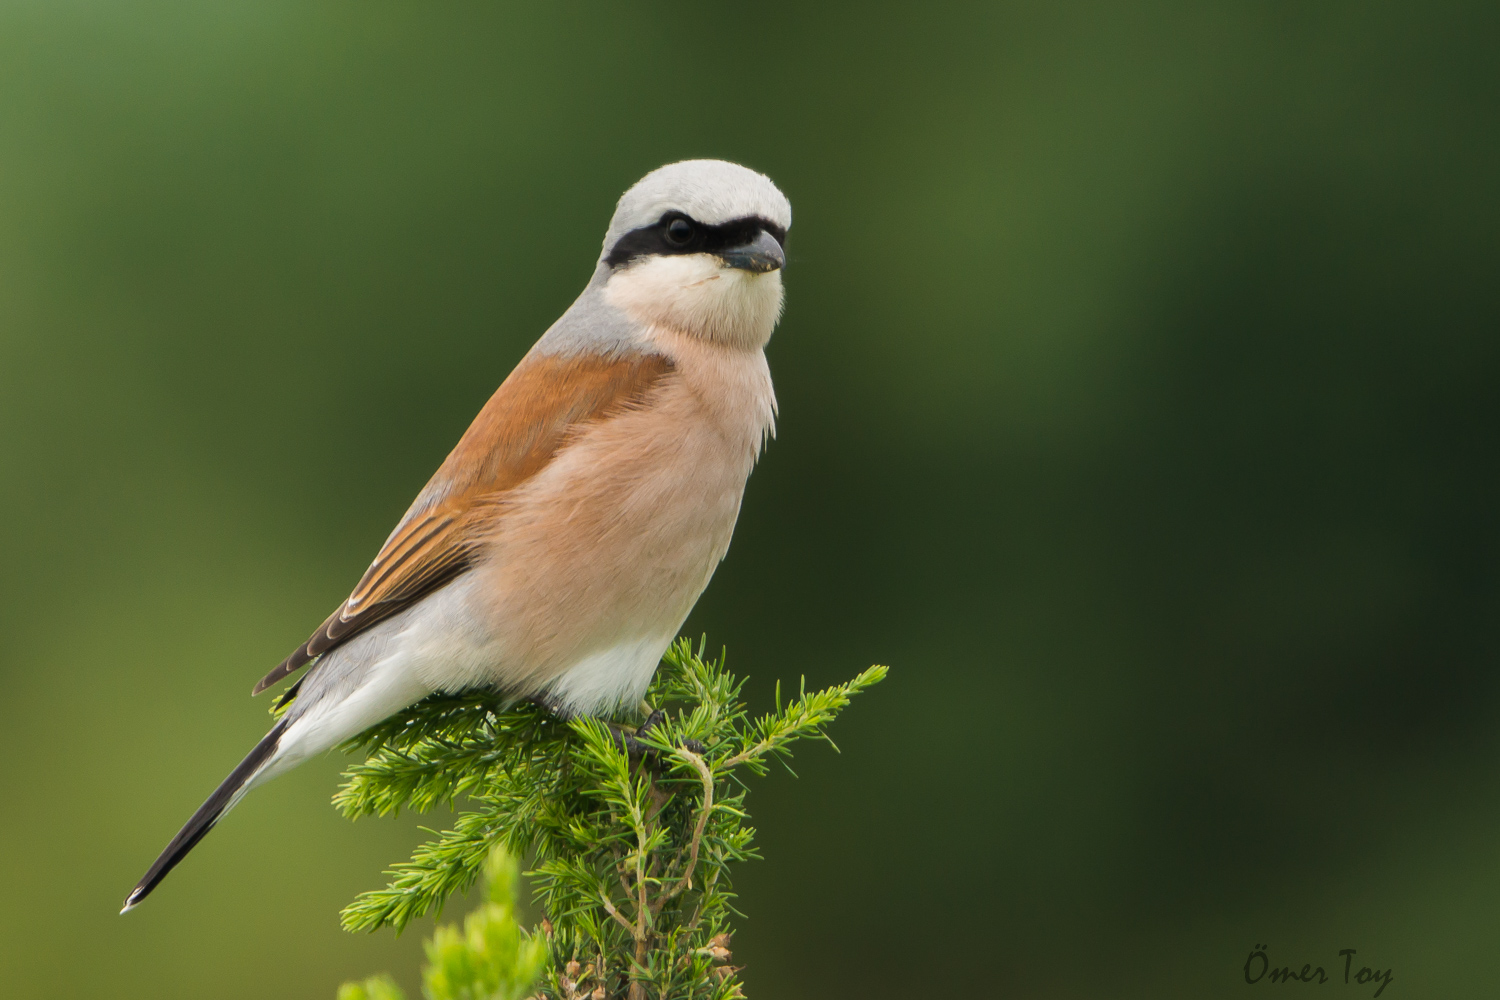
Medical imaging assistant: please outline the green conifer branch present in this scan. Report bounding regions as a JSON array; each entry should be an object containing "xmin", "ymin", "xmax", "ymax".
[
  {"xmin": 340, "ymin": 846, "xmax": 548, "ymax": 1000},
  {"xmin": 336, "ymin": 638, "xmax": 887, "ymax": 999}
]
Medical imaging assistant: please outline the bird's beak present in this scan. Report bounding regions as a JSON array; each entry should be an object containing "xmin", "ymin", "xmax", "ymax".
[{"xmin": 717, "ymin": 230, "xmax": 785, "ymax": 273}]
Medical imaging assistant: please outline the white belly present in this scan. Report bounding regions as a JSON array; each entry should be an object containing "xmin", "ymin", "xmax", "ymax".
[{"xmin": 540, "ymin": 634, "xmax": 678, "ymax": 715}]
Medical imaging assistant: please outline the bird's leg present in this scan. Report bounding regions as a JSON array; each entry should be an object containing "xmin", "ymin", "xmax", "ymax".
[
  {"xmin": 632, "ymin": 708, "xmax": 706, "ymax": 756},
  {"xmin": 526, "ymin": 693, "xmax": 572, "ymax": 718},
  {"xmin": 526, "ymin": 697, "xmax": 702, "ymax": 758},
  {"xmin": 635, "ymin": 708, "xmax": 667, "ymax": 740},
  {"xmin": 636, "ymin": 708, "xmax": 707, "ymax": 755},
  {"xmin": 527, "ymin": 696, "xmax": 659, "ymax": 758}
]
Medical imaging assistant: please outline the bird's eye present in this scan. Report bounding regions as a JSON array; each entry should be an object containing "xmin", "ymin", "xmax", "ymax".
[{"xmin": 665, "ymin": 218, "xmax": 694, "ymax": 245}]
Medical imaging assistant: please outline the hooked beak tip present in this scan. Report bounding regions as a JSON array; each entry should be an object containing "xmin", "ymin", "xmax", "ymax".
[{"xmin": 718, "ymin": 230, "xmax": 785, "ymax": 273}]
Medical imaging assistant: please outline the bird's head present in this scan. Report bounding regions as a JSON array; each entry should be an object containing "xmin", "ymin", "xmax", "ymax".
[{"xmin": 600, "ymin": 160, "xmax": 791, "ymax": 350}]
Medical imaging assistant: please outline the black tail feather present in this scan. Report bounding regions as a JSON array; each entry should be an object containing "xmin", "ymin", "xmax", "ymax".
[{"xmin": 120, "ymin": 719, "xmax": 286, "ymax": 912}]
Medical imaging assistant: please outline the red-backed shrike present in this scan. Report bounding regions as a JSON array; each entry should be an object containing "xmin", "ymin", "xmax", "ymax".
[{"xmin": 123, "ymin": 159, "xmax": 791, "ymax": 911}]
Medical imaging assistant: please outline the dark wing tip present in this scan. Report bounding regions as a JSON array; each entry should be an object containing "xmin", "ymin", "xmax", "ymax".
[{"xmin": 252, "ymin": 639, "xmax": 319, "ymax": 696}]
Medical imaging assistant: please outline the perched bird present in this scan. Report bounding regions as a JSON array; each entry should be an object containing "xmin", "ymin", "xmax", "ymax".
[{"xmin": 122, "ymin": 159, "xmax": 791, "ymax": 913}]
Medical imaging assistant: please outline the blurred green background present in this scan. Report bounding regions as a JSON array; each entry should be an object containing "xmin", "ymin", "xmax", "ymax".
[{"xmin": 2, "ymin": 2, "xmax": 1498, "ymax": 997}]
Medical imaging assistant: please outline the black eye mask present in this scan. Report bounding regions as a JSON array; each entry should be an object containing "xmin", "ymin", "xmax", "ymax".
[{"xmin": 606, "ymin": 212, "xmax": 787, "ymax": 270}]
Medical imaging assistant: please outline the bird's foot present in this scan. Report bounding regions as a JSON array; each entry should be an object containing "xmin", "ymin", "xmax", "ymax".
[
  {"xmin": 613, "ymin": 709, "xmax": 662, "ymax": 758},
  {"xmin": 612, "ymin": 709, "xmax": 707, "ymax": 759}
]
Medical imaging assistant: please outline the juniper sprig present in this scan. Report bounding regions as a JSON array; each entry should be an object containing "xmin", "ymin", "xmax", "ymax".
[{"xmin": 335, "ymin": 638, "xmax": 886, "ymax": 1000}]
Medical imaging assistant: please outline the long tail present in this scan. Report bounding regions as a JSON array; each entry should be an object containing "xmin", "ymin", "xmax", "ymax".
[{"xmin": 120, "ymin": 719, "xmax": 287, "ymax": 913}]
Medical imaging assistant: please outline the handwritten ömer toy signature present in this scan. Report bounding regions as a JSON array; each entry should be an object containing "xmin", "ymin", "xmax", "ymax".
[{"xmin": 1244, "ymin": 944, "xmax": 1393, "ymax": 997}]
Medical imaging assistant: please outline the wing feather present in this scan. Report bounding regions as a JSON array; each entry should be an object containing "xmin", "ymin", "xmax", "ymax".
[{"xmin": 252, "ymin": 350, "xmax": 674, "ymax": 696}]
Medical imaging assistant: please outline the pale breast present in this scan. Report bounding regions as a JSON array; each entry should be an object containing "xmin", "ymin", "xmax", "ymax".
[{"xmin": 443, "ymin": 335, "xmax": 775, "ymax": 708}]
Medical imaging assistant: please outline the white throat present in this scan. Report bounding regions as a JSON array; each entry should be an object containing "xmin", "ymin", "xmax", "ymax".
[{"xmin": 603, "ymin": 255, "xmax": 784, "ymax": 350}]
